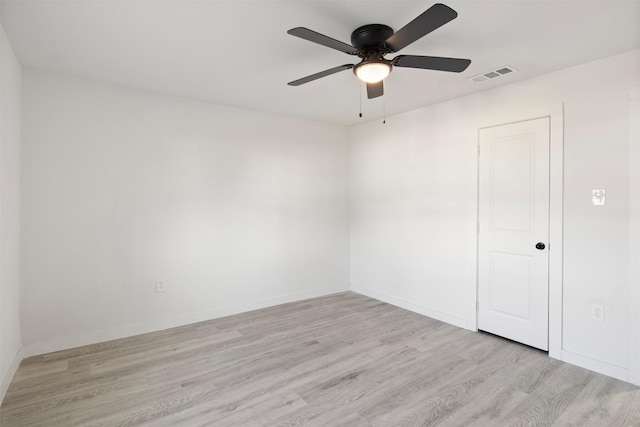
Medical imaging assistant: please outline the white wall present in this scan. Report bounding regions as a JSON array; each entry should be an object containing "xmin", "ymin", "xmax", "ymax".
[
  {"xmin": 0, "ymin": 23, "xmax": 22, "ymax": 402},
  {"xmin": 13, "ymin": 46, "xmax": 640, "ymax": 387},
  {"xmin": 350, "ymin": 49, "xmax": 640, "ymax": 382},
  {"xmin": 21, "ymin": 70, "xmax": 350, "ymax": 355}
]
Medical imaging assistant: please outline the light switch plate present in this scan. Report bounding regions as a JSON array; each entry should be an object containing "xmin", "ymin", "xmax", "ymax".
[{"xmin": 592, "ymin": 189, "xmax": 606, "ymax": 205}]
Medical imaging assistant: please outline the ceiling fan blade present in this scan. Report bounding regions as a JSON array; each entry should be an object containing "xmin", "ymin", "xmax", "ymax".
[
  {"xmin": 288, "ymin": 64, "xmax": 354, "ymax": 86},
  {"xmin": 287, "ymin": 27, "xmax": 359, "ymax": 55},
  {"xmin": 393, "ymin": 55, "xmax": 471, "ymax": 72},
  {"xmin": 384, "ymin": 3, "xmax": 458, "ymax": 52},
  {"xmin": 367, "ymin": 81, "xmax": 384, "ymax": 99}
]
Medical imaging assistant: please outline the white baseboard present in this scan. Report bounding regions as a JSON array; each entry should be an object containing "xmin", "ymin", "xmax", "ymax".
[
  {"xmin": 561, "ymin": 350, "xmax": 629, "ymax": 383},
  {"xmin": 351, "ymin": 285, "xmax": 471, "ymax": 330},
  {"xmin": 1, "ymin": 346, "xmax": 23, "ymax": 404},
  {"xmin": 23, "ymin": 284, "xmax": 349, "ymax": 358}
]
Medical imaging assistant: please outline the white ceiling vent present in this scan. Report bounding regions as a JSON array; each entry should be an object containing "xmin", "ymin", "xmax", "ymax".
[{"xmin": 468, "ymin": 66, "xmax": 517, "ymax": 84}]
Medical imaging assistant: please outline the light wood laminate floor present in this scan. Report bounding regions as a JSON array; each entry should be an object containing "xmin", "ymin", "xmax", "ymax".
[{"xmin": 1, "ymin": 292, "xmax": 639, "ymax": 426}]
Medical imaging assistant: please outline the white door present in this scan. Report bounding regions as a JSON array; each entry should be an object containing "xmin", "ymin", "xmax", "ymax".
[{"xmin": 478, "ymin": 117, "xmax": 550, "ymax": 350}]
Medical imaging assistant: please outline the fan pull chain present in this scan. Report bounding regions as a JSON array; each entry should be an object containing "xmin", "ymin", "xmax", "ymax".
[
  {"xmin": 383, "ymin": 96, "xmax": 386, "ymax": 124},
  {"xmin": 359, "ymin": 83, "xmax": 363, "ymax": 118}
]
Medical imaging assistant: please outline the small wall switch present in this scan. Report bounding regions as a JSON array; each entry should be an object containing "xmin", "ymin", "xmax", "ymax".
[
  {"xmin": 155, "ymin": 280, "xmax": 165, "ymax": 293},
  {"xmin": 591, "ymin": 304, "xmax": 604, "ymax": 322},
  {"xmin": 592, "ymin": 189, "xmax": 606, "ymax": 206}
]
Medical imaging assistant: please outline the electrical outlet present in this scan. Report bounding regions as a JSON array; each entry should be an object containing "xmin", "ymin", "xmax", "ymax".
[
  {"xmin": 591, "ymin": 304, "xmax": 604, "ymax": 322},
  {"xmin": 155, "ymin": 280, "xmax": 165, "ymax": 293}
]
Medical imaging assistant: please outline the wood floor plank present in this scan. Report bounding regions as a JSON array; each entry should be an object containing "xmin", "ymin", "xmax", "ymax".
[{"xmin": 2, "ymin": 292, "xmax": 639, "ymax": 426}]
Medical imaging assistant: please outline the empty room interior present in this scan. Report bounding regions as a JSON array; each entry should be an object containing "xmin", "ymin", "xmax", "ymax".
[{"xmin": 1, "ymin": 0, "xmax": 640, "ymax": 425}]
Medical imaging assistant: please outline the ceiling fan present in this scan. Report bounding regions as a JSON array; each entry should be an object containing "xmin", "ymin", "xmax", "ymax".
[{"xmin": 287, "ymin": 3, "xmax": 471, "ymax": 99}]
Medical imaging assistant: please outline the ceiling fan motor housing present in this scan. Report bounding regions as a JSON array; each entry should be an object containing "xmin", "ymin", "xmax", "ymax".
[
  {"xmin": 350, "ymin": 24, "xmax": 394, "ymax": 82},
  {"xmin": 350, "ymin": 24, "xmax": 394, "ymax": 53}
]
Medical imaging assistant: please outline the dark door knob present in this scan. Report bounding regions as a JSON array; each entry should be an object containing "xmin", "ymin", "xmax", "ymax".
[{"xmin": 536, "ymin": 242, "xmax": 546, "ymax": 250}]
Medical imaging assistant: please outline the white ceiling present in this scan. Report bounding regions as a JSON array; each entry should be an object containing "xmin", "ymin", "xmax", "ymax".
[{"xmin": 2, "ymin": 0, "xmax": 640, "ymax": 126}]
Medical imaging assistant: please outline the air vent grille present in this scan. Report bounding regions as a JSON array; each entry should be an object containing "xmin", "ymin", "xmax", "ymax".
[{"xmin": 468, "ymin": 65, "xmax": 517, "ymax": 84}]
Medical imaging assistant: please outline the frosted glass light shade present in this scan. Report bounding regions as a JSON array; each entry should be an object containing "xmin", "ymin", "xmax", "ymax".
[{"xmin": 355, "ymin": 62, "xmax": 391, "ymax": 83}]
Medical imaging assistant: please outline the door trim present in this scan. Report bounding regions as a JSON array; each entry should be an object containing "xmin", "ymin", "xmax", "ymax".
[
  {"xmin": 629, "ymin": 87, "xmax": 640, "ymax": 385},
  {"xmin": 476, "ymin": 104, "xmax": 564, "ymax": 360}
]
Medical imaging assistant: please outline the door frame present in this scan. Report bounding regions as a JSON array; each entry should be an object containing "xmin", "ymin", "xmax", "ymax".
[
  {"xmin": 476, "ymin": 104, "xmax": 564, "ymax": 360},
  {"xmin": 630, "ymin": 87, "xmax": 640, "ymax": 385}
]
